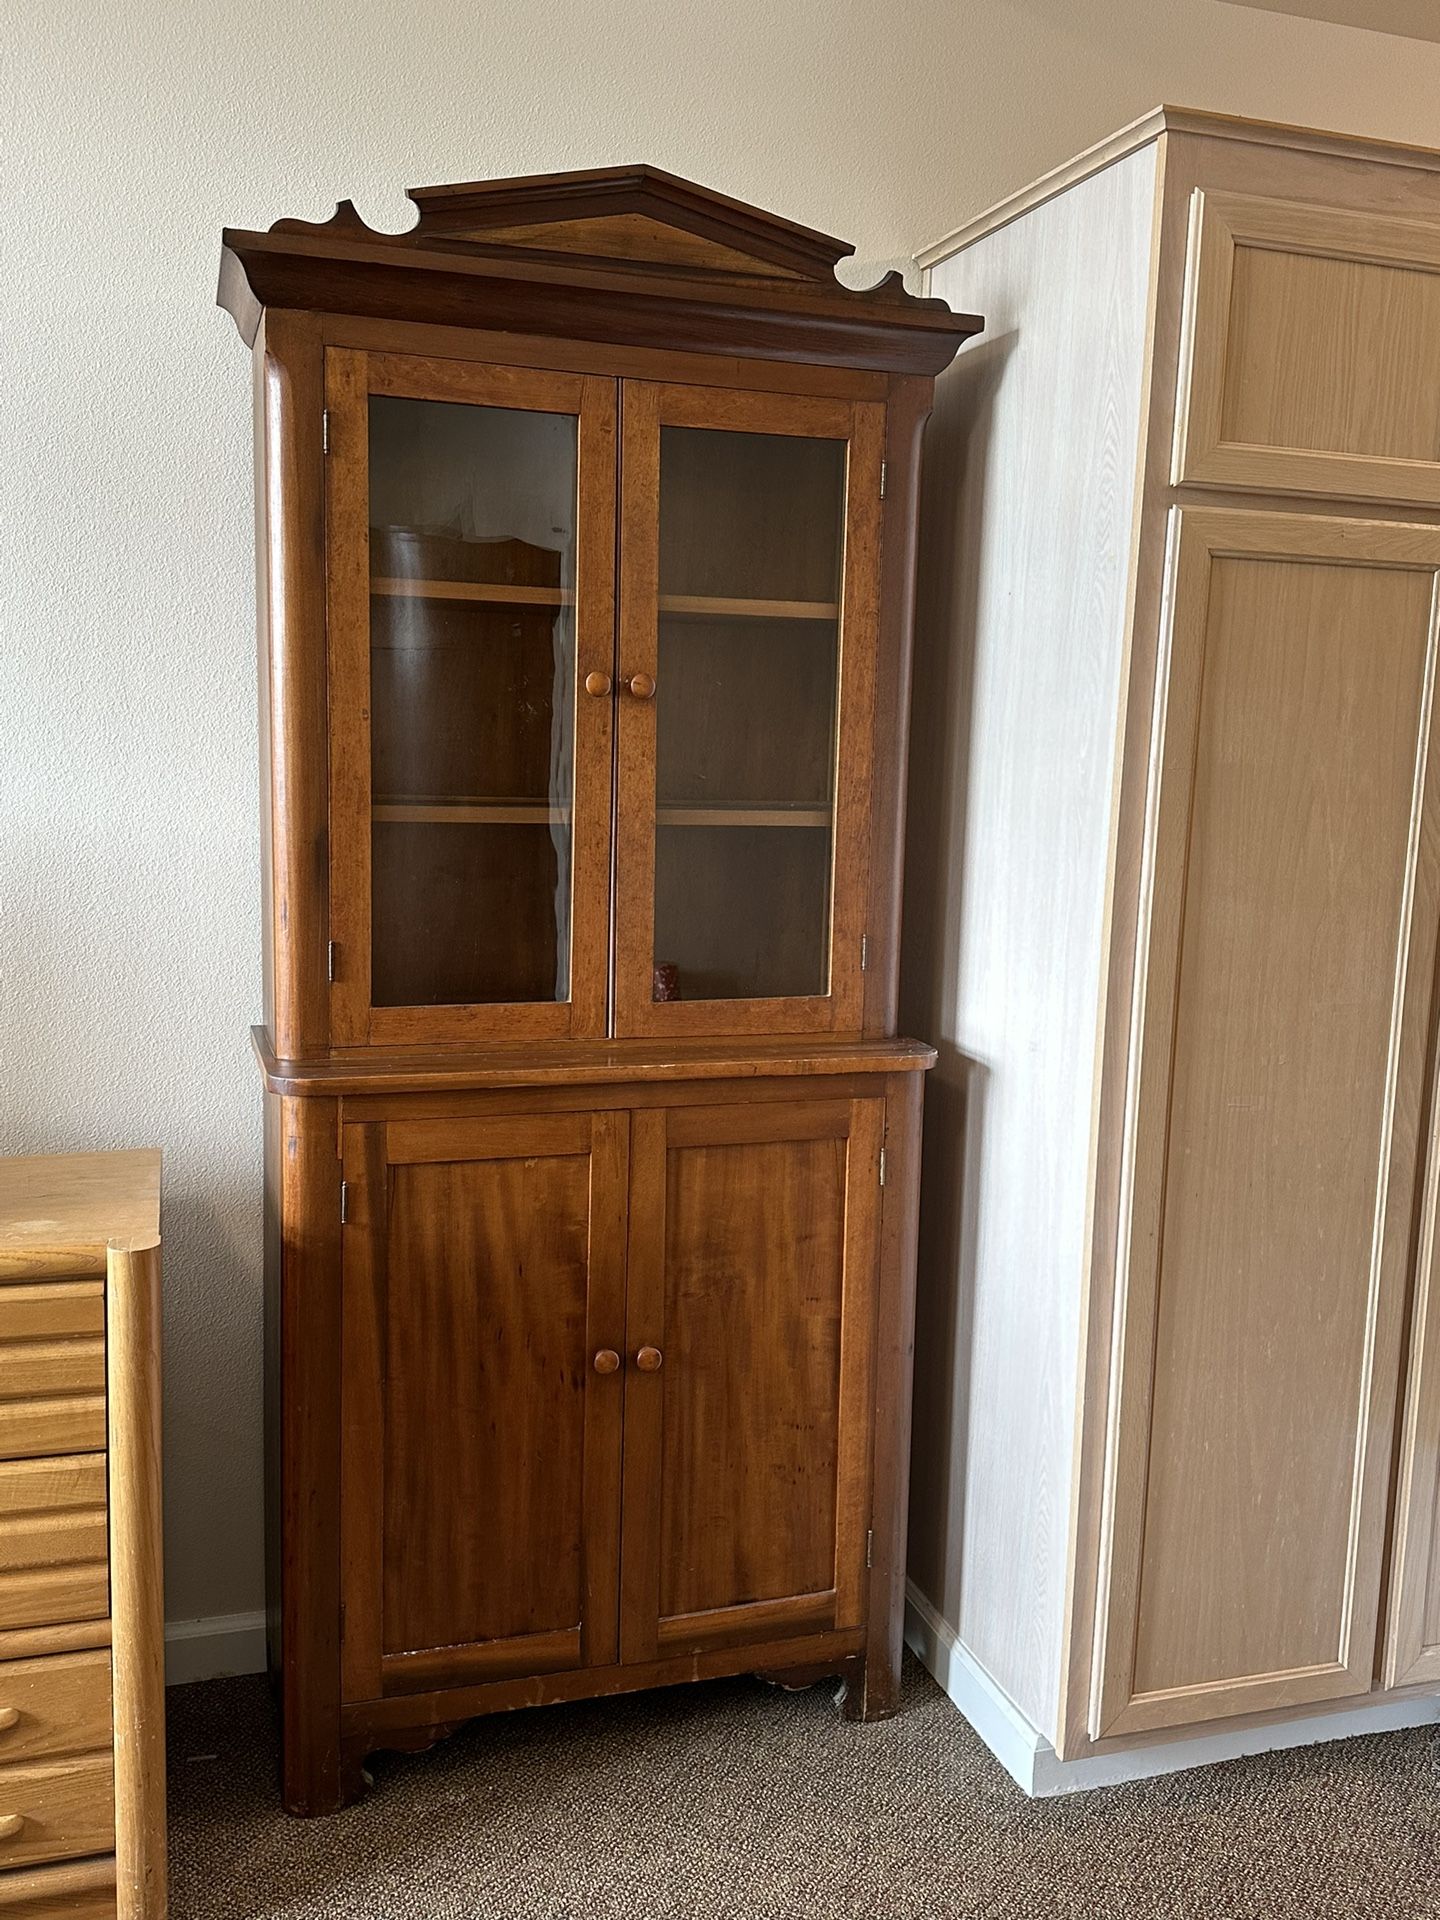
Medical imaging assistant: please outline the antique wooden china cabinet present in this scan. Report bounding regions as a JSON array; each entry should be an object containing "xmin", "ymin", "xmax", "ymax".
[{"xmin": 218, "ymin": 165, "xmax": 977, "ymax": 1815}]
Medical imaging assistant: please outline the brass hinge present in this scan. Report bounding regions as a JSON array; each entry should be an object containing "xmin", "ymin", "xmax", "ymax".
[
  {"xmin": 860, "ymin": 933, "xmax": 869, "ymax": 972},
  {"xmin": 328, "ymin": 940, "xmax": 339, "ymax": 983},
  {"xmin": 879, "ymin": 1148, "xmax": 887, "ymax": 1189},
  {"xmin": 879, "ymin": 461, "xmax": 887, "ymax": 500},
  {"xmin": 340, "ymin": 1180, "xmax": 351, "ymax": 1224},
  {"xmin": 322, "ymin": 408, "xmax": 331, "ymax": 454},
  {"xmin": 866, "ymin": 1528, "xmax": 874, "ymax": 1569}
]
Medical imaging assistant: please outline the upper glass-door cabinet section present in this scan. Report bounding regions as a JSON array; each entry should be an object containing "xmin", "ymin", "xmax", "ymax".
[
  {"xmin": 327, "ymin": 353, "xmax": 615, "ymax": 1046},
  {"xmin": 616, "ymin": 385, "xmax": 884, "ymax": 1038}
]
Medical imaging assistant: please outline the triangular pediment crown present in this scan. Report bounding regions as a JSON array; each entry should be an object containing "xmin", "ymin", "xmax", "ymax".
[{"xmin": 272, "ymin": 163, "xmax": 855, "ymax": 282}]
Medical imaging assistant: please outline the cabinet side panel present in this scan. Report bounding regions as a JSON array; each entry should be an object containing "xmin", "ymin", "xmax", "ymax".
[{"xmin": 902, "ymin": 145, "xmax": 1157, "ymax": 1737}]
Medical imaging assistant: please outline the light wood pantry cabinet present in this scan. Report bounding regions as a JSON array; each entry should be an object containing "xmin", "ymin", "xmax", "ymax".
[
  {"xmin": 218, "ymin": 165, "xmax": 978, "ymax": 1814},
  {"xmin": 0, "ymin": 1152, "xmax": 165, "ymax": 1915},
  {"xmin": 906, "ymin": 108, "xmax": 1440, "ymax": 1792}
]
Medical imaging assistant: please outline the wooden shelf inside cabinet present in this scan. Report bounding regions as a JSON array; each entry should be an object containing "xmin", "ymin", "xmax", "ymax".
[
  {"xmin": 655, "ymin": 805, "xmax": 831, "ymax": 828},
  {"xmin": 658, "ymin": 594, "xmax": 838, "ymax": 621},
  {"xmin": 373, "ymin": 797, "xmax": 572, "ymax": 826},
  {"xmin": 371, "ymin": 578, "xmax": 574, "ymax": 608}
]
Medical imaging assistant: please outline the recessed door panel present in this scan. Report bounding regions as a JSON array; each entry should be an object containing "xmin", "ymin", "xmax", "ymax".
[
  {"xmin": 620, "ymin": 1097, "xmax": 882, "ymax": 1661},
  {"xmin": 1177, "ymin": 191, "xmax": 1440, "ymax": 505},
  {"xmin": 1093, "ymin": 508, "xmax": 1440, "ymax": 1737},
  {"xmin": 339, "ymin": 1111, "xmax": 628, "ymax": 1700}
]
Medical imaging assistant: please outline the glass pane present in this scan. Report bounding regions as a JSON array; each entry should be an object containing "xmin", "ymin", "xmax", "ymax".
[
  {"xmin": 652, "ymin": 426, "xmax": 846, "ymax": 1002},
  {"xmin": 367, "ymin": 396, "xmax": 578, "ymax": 1007}
]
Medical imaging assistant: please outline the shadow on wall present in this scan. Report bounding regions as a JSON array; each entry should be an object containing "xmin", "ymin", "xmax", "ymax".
[{"xmin": 899, "ymin": 329, "xmax": 1012, "ymax": 1621}]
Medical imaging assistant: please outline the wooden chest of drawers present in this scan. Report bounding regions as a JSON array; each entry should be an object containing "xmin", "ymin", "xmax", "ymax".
[{"xmin": 0, "ymin": 1153, "xmax": 165, "ymax": 1917}]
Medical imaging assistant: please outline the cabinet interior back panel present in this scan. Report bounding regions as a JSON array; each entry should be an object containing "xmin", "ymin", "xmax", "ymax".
[
  {"xmin": 905, "ymin": 142, "xmax": 1158, "ymax": 1738},
  {"xmin": 1133, "ymin": 555, "xmax": 1434, "ymax": 1695}
]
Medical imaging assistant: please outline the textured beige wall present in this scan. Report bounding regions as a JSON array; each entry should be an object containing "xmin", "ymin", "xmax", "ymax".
[{"xmin": 6, "ymin": 0, "xmax": 1440, "ymax": 1645}]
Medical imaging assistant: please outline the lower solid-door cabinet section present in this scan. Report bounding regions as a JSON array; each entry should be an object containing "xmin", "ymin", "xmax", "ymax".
[
  {"xmin": 269, "ymin": 1062, "xmax": 926, "ymax": 1812},
  {"xmin": 339, "ymin": 1096, "xmax": 882, "ymax": 1700}
]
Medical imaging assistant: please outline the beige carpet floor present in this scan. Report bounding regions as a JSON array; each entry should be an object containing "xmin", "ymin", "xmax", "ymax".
[{"xmin": 167, "ymin": 1656, "xmax": 1440, "ymax": 1918}]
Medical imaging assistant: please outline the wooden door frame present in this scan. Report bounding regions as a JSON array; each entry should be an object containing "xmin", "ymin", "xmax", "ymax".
[
  {"xmin": 325, "ymin": 347, "xmax": 618, "ymax": 1048},
  {"xmin": 617, "ymin": 1094, "xmax": 883, "ymax": 1663},
  {"xmin": 612, "ymin": 381, "xmax": 884, "ymax": 1039},
  {"xmin": 337, "ymin": 1107, "xmax": 629, "ymax": 1702},
  {"xmin": 1089, "ymin": 506, "xmax": 1440, "ymax": 1740}
]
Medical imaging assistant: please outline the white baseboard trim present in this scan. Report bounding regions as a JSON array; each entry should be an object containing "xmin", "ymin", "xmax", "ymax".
[
  {"xmin": 164, "ymin": 1610, "xmax": 268, "ymax": 1686},
  {"xmin": 904, "ymin": 1580, "xmax": 1440, "ymax": 1796},
  {"xmin": 903, "ymin": 1580, "xmax": 1047, "ymax": 1792}
]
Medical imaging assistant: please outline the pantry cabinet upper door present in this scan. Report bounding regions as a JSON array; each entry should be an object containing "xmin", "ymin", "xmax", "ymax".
[
  {"xmin": 1176, "ymin": 190, "xmax": 1440, "ymax": 506},
  {"xmin": 1092, "ymin": 508, "xmax": 1440, "ymax": 1740},
  {"xmin": 325, "ymin": 350, "xmax": 617, "ymax": 1047},
  {"xmin": 612, "ymin": 382, "xmax": 884, "ymax": 1038}
]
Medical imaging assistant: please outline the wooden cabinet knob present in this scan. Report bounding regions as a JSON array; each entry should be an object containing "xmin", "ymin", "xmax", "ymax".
[
  {"xmin": 627, "ymin": 673, "xmax": 657, "ymax": 700},
  {"xmin": 593, "ymin": 1348, "xmax": 620, "ymax": 1374},
  {"xmin": 583, "ymin": 671, "xmax": 613, "ymax": 698},
  {"xmin": 635, "ymin": 1345, "xmax": 663, "ymax": 1372},
  {"xmin": 0, "ymin": 1814, "xmax": 24, "ymax": 1842},
  {"xmin": 0, "ymin": 1709, "xmax": 17, "ymax": 1734}
]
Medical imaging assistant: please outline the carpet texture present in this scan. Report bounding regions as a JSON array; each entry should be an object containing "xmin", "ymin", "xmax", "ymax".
[{"xmin": 167, "ymin": 1657, "xmax": 1440, "ymax": 1918}]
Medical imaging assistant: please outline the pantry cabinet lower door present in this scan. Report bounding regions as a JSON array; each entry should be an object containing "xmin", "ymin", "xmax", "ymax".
[
  {"xmin": 618, "ymin": 1097, "xmax": 883, "ymax": 1663},
  {"xmin": 1093, "ymin": 508, "xmax": 1440, "ymax": 1740},
  {"xmin": 338, "ymin": 1110, "xmax": 629, "ymax": 1701}
]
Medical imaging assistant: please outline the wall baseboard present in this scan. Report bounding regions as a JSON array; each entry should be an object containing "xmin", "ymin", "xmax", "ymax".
[
  {"xmin": 164, "ymin": 1610, "xmax": 268, "ymax": 1687},
  {"xmin": 904, "ymin": 1581, "xmax": 1440, "ymax": 1796}
]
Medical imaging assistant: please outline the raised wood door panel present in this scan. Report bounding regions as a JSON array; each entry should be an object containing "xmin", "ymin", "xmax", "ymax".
[
  {"xmin": 1176, "ymin": 189, "xmax": 1440, "ymax": 505},
  {"xmin": 339, "ymin": 1109, "xmax": 628, "ymax": 1700},
  {"xmin": 326, "ymin": 349, "xmax": 618, "ymax": 1048},
  {"xmin": 619, "ymin": 1097, "xmax": 882, "ymax": 1661},
  {"xmin": 614, "ymin": 382, "xmax": 884, "ymax": 1039},
  {"xmin": 1092, "ymin": 508, "xmax": 1440, "ymax": 1739}
]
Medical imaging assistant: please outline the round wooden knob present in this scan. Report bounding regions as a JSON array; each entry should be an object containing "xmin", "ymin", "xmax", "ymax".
[
  {"xmin": 0, "ymin": 1709, "xmax": 17, "ymax": 1734},
  {"xmin": 593, "ymin": 1349, "xmax": 620, "ymax": 1374},
  {"xmin": 0, "ymin": 1814, "xmax": 24, "ymax": 1842},
  {"xmin": 635, "ymin": 1345, "xmax": 663, "ymax": 1372},
  {"xmin": 627, "ymin": 673, "xmax": 657, "ymax": 700},
  {"xmin": 583, "ymin": 671, "xmax": 613, "ymax": 698}
]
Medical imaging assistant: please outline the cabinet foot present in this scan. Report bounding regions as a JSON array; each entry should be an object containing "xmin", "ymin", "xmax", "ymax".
[
  {"xmin": 838, "ymin": 1656, "xmax": 900, "ymax": 1723},
  {"xmin": 280, "ymin": 1746, "xmax": 367, "ymax": 1818}
]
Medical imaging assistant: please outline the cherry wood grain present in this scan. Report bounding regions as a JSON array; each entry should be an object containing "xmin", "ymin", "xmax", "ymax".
[
  {"xmin": 339, "ymin": 1110, "xmax": 627, "ymax": 1702},
  {"xmin": 218, "ymin": 166, "xmax": 979, "ymax": 373},
  {"xmin": 253, "ymin": 1026, "xmax": 934, "ymax": 1095},
  {"xmin": 231, "ymin": 164, "xmax": 949, "ymax": 1809},
  {"xmin": 619, "ymin": 1097, "xmax": 881, "ymax": 1662}
]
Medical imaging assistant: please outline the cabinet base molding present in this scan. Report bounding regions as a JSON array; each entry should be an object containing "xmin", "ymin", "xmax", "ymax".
[
  {"xmin": 905, "ymin": 1585, "xmax": 1440, "ymax": 1799},
  {"xmin": 337, "ymin": 1630, "xmax": 869, "ymax": 1796}
]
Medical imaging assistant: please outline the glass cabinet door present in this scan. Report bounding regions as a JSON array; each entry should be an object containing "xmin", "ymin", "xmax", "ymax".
[
  {"xmin": 326, "ymin": 351, "xmax": 616, "ymax": 1045},
  {"xmin": 613, "ymin": 383, "xmax": 885, "ymax": 1036}
]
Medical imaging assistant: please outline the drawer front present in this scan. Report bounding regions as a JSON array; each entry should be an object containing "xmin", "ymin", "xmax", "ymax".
[
  {"xmin": 0, "ymin": 1854, "xmax": 117, "ymax": 1915},
  {"xmin": 0, "ymin": 1652, "xmax": 111, "ymax": 1767},
  {"xmin": 0, "ymin": 1459, "xmax": 108, "ymax": 1634},
  {"xmin": 0, "ymin": 1753, "xmax": 114, "ymax": 1871},
  {"xmin": 1176, "ymin": 189, "xmax": 1440, "ymax": 507},
  {"xmin": 0, "ymin": 1287, "xmax": 106, "ymax": 1466}
]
